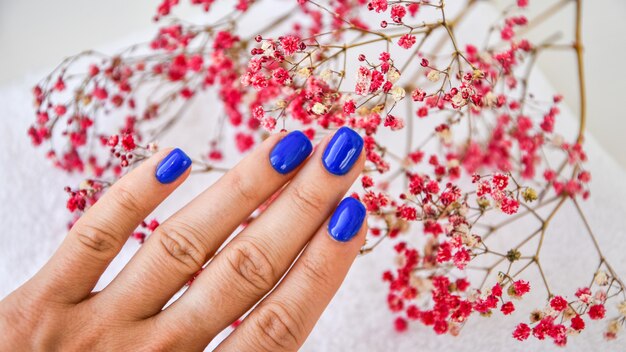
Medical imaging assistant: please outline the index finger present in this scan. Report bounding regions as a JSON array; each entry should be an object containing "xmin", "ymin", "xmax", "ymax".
[{"xmin": 31, "ymin": 148, "xmax": 191, "ymax": 303}]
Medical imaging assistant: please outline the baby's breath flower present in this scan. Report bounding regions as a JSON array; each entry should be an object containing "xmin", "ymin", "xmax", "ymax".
[
  {"xmin": 485, "ymin": 91, "xmax": 498, "ymax": 107},
  {"xmin": 452, "ymin": 93, "xmax": 464, "ymax": 106},
  {"xmin": 390, "ymin": 86, "xmax": 406, "ymax": 102},
  {"xmin": 27, "ymin": 1, "xmax": 620, "ymax": 347},
  {"xmin": 387, "ymin": 67, "xmax": 401, "ymax": 83},
  {"xmin": 607, "ymin": 319, "xmax": 621, "ymax": 334},
  {"xmin": 618, "ymin": 301, "xmax": 626, "ymax": 316},
  {"xmin": 530, "ymin": 309, "xmax": 544, "ymax": 323},
  {"xmin": 297, "ymin": 67, "xmax": 311, "ymax": 78},
  {"xmin": 594, "ymin": 271, "xmax": 609, "ymax": 286},
  {"xmin": 427, "ymin": 70, "xmax": 441, "ymax": 82},
  {"xmin": 311, "ymin": 102, "xmax": 327, "ymax": 115},
  {"xmin": 320, "ymin": 69, "xmax": 333, "ymax": 82},
  {"xmin": 261, "ymin": 40, "xmax": 275, "ymax": 57},
  {"xmin": 523, "ymin": 187, "xmax": 538, "ymax": 202}
]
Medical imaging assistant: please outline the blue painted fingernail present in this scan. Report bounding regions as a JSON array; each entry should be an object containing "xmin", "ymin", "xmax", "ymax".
[
  {"xmin": 322, "ymin": 127, "xmax": 363, "ymax": 175},
  {"xmin": 269, "ymin": 131, "xmax": 313, "ymax": 174},
  {"xmin": 155, "ymin": 148, "xmax": 192, "ymax": 184},
  {"xmin": 328, "ymin": 197, "xmax": 366, "ymax": 242}
]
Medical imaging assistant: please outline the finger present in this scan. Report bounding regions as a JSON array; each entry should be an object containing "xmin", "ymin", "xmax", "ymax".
[
  {"xmin": 97, "ymin": 131, "xmax": 313, "ymax": 318},
  {"xmin": 217, "ymin": 197, "xmax": 367, "ymax": 352},
  {"xmin": 33, "ymin": 148, "xmax": 191, "ymax": 303},
  {"xmin": 158, "ymin": 127, "xmax": 364, "ymax": 349}
]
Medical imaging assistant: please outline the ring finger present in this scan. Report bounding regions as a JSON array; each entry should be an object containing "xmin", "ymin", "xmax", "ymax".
[
  {"xmin": 216, "ymin": 197, "xmax": 367, "ymax": 352},
  {"xmin": 96, "ymin": 131, "xmax": 312, "ymax": 318},
  {"xmin": 157, "ymin": 127, "xmax": 365, "ymax": 350}
]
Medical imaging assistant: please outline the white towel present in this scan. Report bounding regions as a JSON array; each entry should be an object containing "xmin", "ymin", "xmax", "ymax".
[{"xmin": 1, "ymin": 4, "xmax": 624, "ymax": 351}]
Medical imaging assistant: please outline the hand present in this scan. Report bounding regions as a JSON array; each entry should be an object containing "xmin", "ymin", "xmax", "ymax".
[{"xmin": 0, "ymin": 128, "xmax": 367, "ymax": 351}]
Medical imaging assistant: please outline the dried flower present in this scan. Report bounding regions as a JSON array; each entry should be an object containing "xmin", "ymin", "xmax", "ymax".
[{"xmin": 28, "ymin": 0, "xmax": 621, "ymax": 346}]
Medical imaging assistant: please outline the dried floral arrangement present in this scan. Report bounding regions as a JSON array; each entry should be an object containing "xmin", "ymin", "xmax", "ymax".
[{"xmin": 28, "ymin": 0, "xmax": 625, "ymax": 346}]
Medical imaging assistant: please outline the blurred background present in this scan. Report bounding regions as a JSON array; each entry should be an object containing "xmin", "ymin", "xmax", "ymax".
[{"xmin": 1, "ymin": 0, "xmax": 624, "ymax": 169}]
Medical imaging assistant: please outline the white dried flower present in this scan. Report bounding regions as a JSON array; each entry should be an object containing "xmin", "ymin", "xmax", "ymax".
[
  {"xmin": 607, "ymin": 319, "xmax": 621, "ymax": 334},
  {"xmin": 276, "ymin": 100, "xmax": 287, "ymax": 109},
  {"xmin": 387, "ymin": 67, "xmax": 401, "ymax": 83},
  {"xmin": 543, "ymin": 306, "xmax": 558, "ymax": 318},
  {"xmin": 79, "ymin": 180, "xmax": 91, "ymax": 191},
  {"xmin": 320, "ymin": 69, "xmax": 332, "ymax": 82},
  {"xmin": 594, "ymin": 270, "xmax": 609, "ymax": 286},
  {"xmin": 455, "ymin": 223, "xmax": 470, "ymax": 236},
  {"xmin": 563, "ymin": 306, "xmax": 576, "ymax": 321},
  {"xmin": 297, "ymin": 67, "xmax": 311, "ymax": 78},
  {"xmin": 552, "ymin": 134, "xmax": 564, "ymax": 147},
  {"xmin": 485, "ymin": 92, "xmax": 498, "ymax": 107},
  {"xmin": 452, "ymin": 93, "xmax": 464, "ymax": 106},
  {"xmin": 427, "ymin": 70, "xmax": 441, "ymax": 82},
  {"xmin": 618, "ymin": 301, "xmax": 626, "ymax": 317},
  {"xmin": 462, "ymin": 233, "xmax": 479, "ymax": 248},
  {"xmin": 390, "ymin": 86, "xmax": 406, "ymax": 102},
  {"xmin": 436, "ymin": 127, "xmax": 452, "ymax": 144},
  {"xmin": 530, "ymin": 309, "xmax": 544, "ymax": 323},
  {"xmin": 447, "ymin": 158, "xmax": 460, "ymax": 168},
  {"xmin": 458, "ymin": 203, "xmax": 469, "ymax": 216},
  {"xmin": 261, "ymin": 41, "xmax": 275, "ymax": 57},
  {"xmin": 312, "ymin": 102, "xmax": 327, "ymax": 115},
  {"xmin": 466, "ymin": 288, "xmax": 480, "ymax": 303}
]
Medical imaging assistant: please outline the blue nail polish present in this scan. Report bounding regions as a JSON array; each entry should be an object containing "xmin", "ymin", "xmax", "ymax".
[
  {"xmin": 322, "ymin": 127, "xmax": 363, "ymax": 175},
  {"xmin": 328, "ymin": 197, "xmax": 366, "ymax": 242},
  {"xmin": 155, "ymin": 148, "xmax": 192, "ymax": 184},
  {"xmin": 269, "ymin": 131, "xmax": 313, "ymax": 174}
]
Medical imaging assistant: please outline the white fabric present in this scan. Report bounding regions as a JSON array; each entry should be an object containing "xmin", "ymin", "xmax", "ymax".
[{"xmin": 1, "ymin": 4, "xmax": 625, "ymax": 351}]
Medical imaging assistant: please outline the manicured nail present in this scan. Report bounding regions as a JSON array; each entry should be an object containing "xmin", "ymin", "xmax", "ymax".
[
  {"xmin": 269, "ymin": 131, "xmax": 313, "ymax": 174},
  {"xmin": 328, "ymin": 197, "xmax": 366, "ymax": 242},
  {"xmin": 322, "ymin": 126, "xmax": 363, "ymax": 175},
  {"xmin": 155, "ymin": 148, "xmax": 192, "ymax": 184}
]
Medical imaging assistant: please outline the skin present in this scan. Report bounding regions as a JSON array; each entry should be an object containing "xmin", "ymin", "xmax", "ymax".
[{"xmin": 0, "ymin": 131, "xmax": 367, "ymax": 351}]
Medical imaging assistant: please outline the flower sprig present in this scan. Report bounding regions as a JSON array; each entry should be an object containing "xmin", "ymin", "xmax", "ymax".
[{"xmin": 28, "ymin": 0, "xmax": 624, "ymax": 345}]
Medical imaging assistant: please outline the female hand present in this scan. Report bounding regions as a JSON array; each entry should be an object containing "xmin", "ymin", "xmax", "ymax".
[{"xmin": 0, "ymin": 127, "xmax": 367, "ymax": 351}]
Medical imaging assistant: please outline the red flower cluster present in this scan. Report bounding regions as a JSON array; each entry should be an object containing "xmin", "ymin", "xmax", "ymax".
[{"xmin": 29, "ymin": 0, "xmax": 625, "ymax": 346}]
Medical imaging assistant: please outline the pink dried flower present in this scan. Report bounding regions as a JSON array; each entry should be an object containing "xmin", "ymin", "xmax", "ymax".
[
  {"xmin": 588, "ymin": 304, "xmax": 606, "ymax": 320},
  {"xmin": 28, "ymin": 0, "xmax": 622, "ymax": 346},
  {"xmin": 398, "ymin": 34, "xmax": 416, "ymax": 49}
]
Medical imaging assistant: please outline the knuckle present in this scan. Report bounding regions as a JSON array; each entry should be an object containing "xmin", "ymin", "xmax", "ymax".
[
  {"xmin": 154, "ymin": 223, "xmax": 207, "ymax": 272},
  {"xmin": 144, "ymin": 332, "xmax": 178, "ymax": 352},
  {"xmin": 228, "ymin": 169, "xmax": 259, "ymax": 203},
  {"xmin": 287, "ymin": 184, "xmax": 326, "ymax": 218},
  {"xmin": 145, "ymin": 339, "xmax": 172, "ymax": 352},
  {"xmin": 299, "ymin": 253, "xmax": 333, "ymax": 290},
  {"xmin": 63, "ymin": 326, "xmax": 101, "ymax": 351},
  {"xmin": 60, "ymin": 313, "xmax": 130, "ymax": 351},
  {"xmin": 72, "ymin": 223, "xmax": 121, "ymax": 258},
  {"xmin": 254, "ymin": 301, "xmax": 304, "ymax": 351},
  {"xmin": 0, "ymin": 292, "xmax": 54, "ymax": 350},
  {"xmin": 224, "ymin": 239, "xmax": 276, "ymax": 294},
  {"xmin": 109, "ymin": 184, "xmax": 145, "ymax": 220}
]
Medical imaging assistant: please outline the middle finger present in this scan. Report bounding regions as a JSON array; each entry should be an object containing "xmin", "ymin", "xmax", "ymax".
[
  {"xmin": 159, "ymin": 127, "xmax": 364, "ymax": 349},
  {"xmin": 96, "ymin": 131, "xmax": 312, "ymax": 318}
]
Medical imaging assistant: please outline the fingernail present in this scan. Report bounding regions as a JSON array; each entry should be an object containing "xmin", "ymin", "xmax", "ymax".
[
  {"xmin": 269, "ymin": 131, "xmax": 313, "ymax": 174},
  {"xmin": 155, "ymin": 148, "xmax": 192, "ymax": 184},
  {"xmin": 322, "ymin": 126, "xmax": 363, "ymax": 175},
  {"xmin": 328, "ymin": 197, "xmax": 366, "ymax": 242}
]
